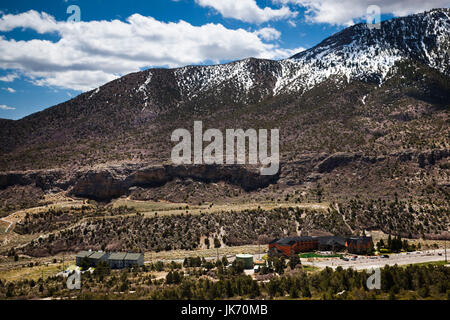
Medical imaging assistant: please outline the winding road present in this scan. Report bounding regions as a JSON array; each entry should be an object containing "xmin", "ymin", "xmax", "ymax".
[{"xmin": 1, "ymin": 218, "xmax": 13, "ymax": 234}]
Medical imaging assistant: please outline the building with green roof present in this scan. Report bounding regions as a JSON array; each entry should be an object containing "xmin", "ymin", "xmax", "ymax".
[
  {"xmin": 107, "ymin": 252, "xmax": 128, "ymax": 269},
  {"xmin": 75, "ymin": 251, "xmax": 94, "ymax": 266},
  {"xmin": 124, "ymin": 253, "xmax": 144, "ymax": 268},
  {"xmin": 76, "ymin": 251, "xmax": 144, "ymax": 269},
  {"xmin": 87, "ymin": 251, "xmax": 109, "ymax": 266}
]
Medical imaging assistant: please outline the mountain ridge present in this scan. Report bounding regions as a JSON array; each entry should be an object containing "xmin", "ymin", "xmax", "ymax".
[
  {"xmin": 0, "ymin": 9, "xmax": 448, "ymax": 208},
  {"xmin": 3, "ymin": 8, "xmax": 449, "ymax": 123}
]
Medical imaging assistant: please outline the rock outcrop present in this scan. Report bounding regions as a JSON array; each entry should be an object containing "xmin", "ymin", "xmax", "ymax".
[
  {"xmin": 0, "ymin": 149, "xmax": 447, "ymax": 200},
  {"xmin": 0, "ymin": 164, "xmax": 280, "ymax": 200}
]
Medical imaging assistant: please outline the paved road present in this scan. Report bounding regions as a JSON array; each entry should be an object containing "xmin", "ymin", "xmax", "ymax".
[
  {"xmin": 143, "ymin": 250, "xmax": 448, "ymax": 271},
  {"xmin": 145, "ymin": 255, "xmax": 237, "ymax": 265},
  {"xmin": 145, "ymin": 250, "xmax": 449, "ymax": 270},
  {"xmin": 302, "ymin": 249, "xmax": 448, "ymax": 270}
]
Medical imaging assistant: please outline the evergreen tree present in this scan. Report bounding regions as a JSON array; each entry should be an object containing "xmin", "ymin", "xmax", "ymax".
[
  {"xmin": 166, "ymin": 271, "xmax": 174, "ymax": 284},
  {"xmin": 289, "ymin": 254, "xmax": 300, "ymax": 270}
]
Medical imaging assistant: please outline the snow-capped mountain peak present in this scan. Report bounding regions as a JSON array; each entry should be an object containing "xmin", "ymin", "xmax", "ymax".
[{"xmin": 128, "ymin": 8, "xmax": 450, "ymax": 110}]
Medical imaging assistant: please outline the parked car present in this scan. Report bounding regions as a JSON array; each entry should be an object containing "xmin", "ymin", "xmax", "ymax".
[{"xmin": 382, "ymin": 255, "xmax": 390, "ymax": 259}]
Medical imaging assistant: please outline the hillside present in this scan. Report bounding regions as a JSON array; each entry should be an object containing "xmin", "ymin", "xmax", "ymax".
[{"xmin": 0, "ymin": 9, "xmax": 449, "ymax": 238}]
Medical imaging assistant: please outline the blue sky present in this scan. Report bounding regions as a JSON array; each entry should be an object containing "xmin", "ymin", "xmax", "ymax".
[{"xmin": 0, "ymin": 0, "xmax": 447, "ymax": 119}]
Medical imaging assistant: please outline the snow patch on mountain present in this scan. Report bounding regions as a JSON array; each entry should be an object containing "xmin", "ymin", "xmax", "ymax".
[
  {"xmin": 137, "ymin": 72, "xmax": 153, "ymax": 101},
  {"xmin": 88, "ymin": 87, "xmax": 100, "ymax": 99},
  {"xmin": 174, "ymin": 59, "xmax": 257, "ymax": 100},
  {"xmin": 130, "ymin": 9, "xmax": 449, "ymax": 106}
]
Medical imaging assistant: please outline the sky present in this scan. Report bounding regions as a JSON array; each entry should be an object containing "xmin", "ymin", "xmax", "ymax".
[{"xmin": 0, "ymin": 0, "xmax": 448, "ymax": 120}]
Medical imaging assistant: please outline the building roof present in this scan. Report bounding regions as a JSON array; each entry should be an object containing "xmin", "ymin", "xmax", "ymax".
[
  {"xmin": 270, "ymin": 236, "xmax": 371, "ymax": 247},
  {"xmin": 124, "ymin": 253, "xmax": 143, "ymax": 261},
  {"xmin": 108, "ymin": 252, "xmax": 128, "ymax": 260},
  {"xmin": 76, "ymin": 251, "xmax": 93, "ymax": 259},
  {"xmin": 317, "ymin": 236, "xmax": 347, "ymax": 246},
  {"xmin": 89, "ymin": 251, "xmax": 108, "ymax": 260},
  {"xmin": 347, "ymin": 237, "xmax": 373, "ymax": 245},
  {"xmin": 273, "ymin": 236, "xmax": 316, "ymax": 246}
]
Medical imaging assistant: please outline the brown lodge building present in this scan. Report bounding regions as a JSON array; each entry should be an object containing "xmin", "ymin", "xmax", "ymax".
[{"xmin": 268, "ymin": 236, "xmax": 374, "ymax": 257}]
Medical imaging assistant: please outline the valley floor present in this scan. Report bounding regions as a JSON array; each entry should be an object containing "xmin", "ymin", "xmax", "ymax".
[{"xmin": 0, "ymin": 196, "xmax": 448, "ymax": 300}]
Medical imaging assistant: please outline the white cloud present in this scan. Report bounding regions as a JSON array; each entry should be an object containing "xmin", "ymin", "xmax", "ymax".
[
  {"xmin": 255, "ymin": 27, "xmax": 281, "ymax": 41},
  {"xmin": 0, "ymin": 10, "xmax": 58, "ymax": 33},
  {"xmin": 0, "ymin": 10, "xmax": 303, "ymax": 91},
  {"xmin": 0, "ymin": 104, "xmax": 15, "ymax": 110},
  {"xmin": 195, "ymin": 0, "xmax": 297, "ymax": 23},
  {"xmin": 3, "ymin": 87, "xmax": 16, "ymax": 93},
  {"xmin": 274, "ymin": 0, "xmax": 450, "ymax": 25},
  {"xmin": 259, "ymin": 45, "xmax": 305, "ymax": 59},
  {"xmin": 0, "ymin": 73, "xmax": 18, "ymax": 82}
]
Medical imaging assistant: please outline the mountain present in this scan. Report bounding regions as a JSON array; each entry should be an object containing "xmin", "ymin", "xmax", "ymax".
[{"xmin": 0, "ymin": 9, "xmax": 449, "ymax": 236}]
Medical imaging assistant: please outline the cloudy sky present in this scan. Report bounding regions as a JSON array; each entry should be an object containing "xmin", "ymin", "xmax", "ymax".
[{"xmin": 0, "ymin": 0, "xmax": 448, "ymax": 119}]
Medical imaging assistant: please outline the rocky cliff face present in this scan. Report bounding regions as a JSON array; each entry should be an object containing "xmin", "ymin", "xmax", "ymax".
[
  {"xmin": 71, "ymin": 164, "xmax": 279, "ymax": 200},
  {"xmin": 0, "ymin": 164, "xmax": 279, "ymax": 200},
  {"xmin": 1, "ymin": 148, "xmax": 447, "ymax": 201}
]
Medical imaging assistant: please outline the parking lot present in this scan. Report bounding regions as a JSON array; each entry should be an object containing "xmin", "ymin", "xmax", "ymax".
[{"xmin": 302, "ymin": 249, "xmax": 448, "ymax": 270}]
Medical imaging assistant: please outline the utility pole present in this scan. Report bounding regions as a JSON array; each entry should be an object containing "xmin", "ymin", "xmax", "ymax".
[
  {"xmin": 258, "ymin": 242, "xmax": 261, "ymax": 260},
  {"xmin": 445, "ymin": 239, "xmax": 447, "ymax": 263}
]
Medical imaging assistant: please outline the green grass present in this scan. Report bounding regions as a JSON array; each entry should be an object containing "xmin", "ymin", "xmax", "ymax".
[
  {"xmin": 111, "ymin": 199, "xmax": 193, "ymax": 212},
  {"xmin": 0, "ymin": 263, "xmax": 64, "ymax": 282},
  {"xmin": 405, "ymin": 260, "xmax": 449, "ymax": 267},
  {"xmin": 301, "ymin": 265, "xmax": 320, "ymax": 272}
]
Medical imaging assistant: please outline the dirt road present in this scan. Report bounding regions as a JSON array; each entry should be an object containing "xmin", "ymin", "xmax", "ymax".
[{"xmin": 0, "ymin": 218, "xmax": 13, "ymax": 234}]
